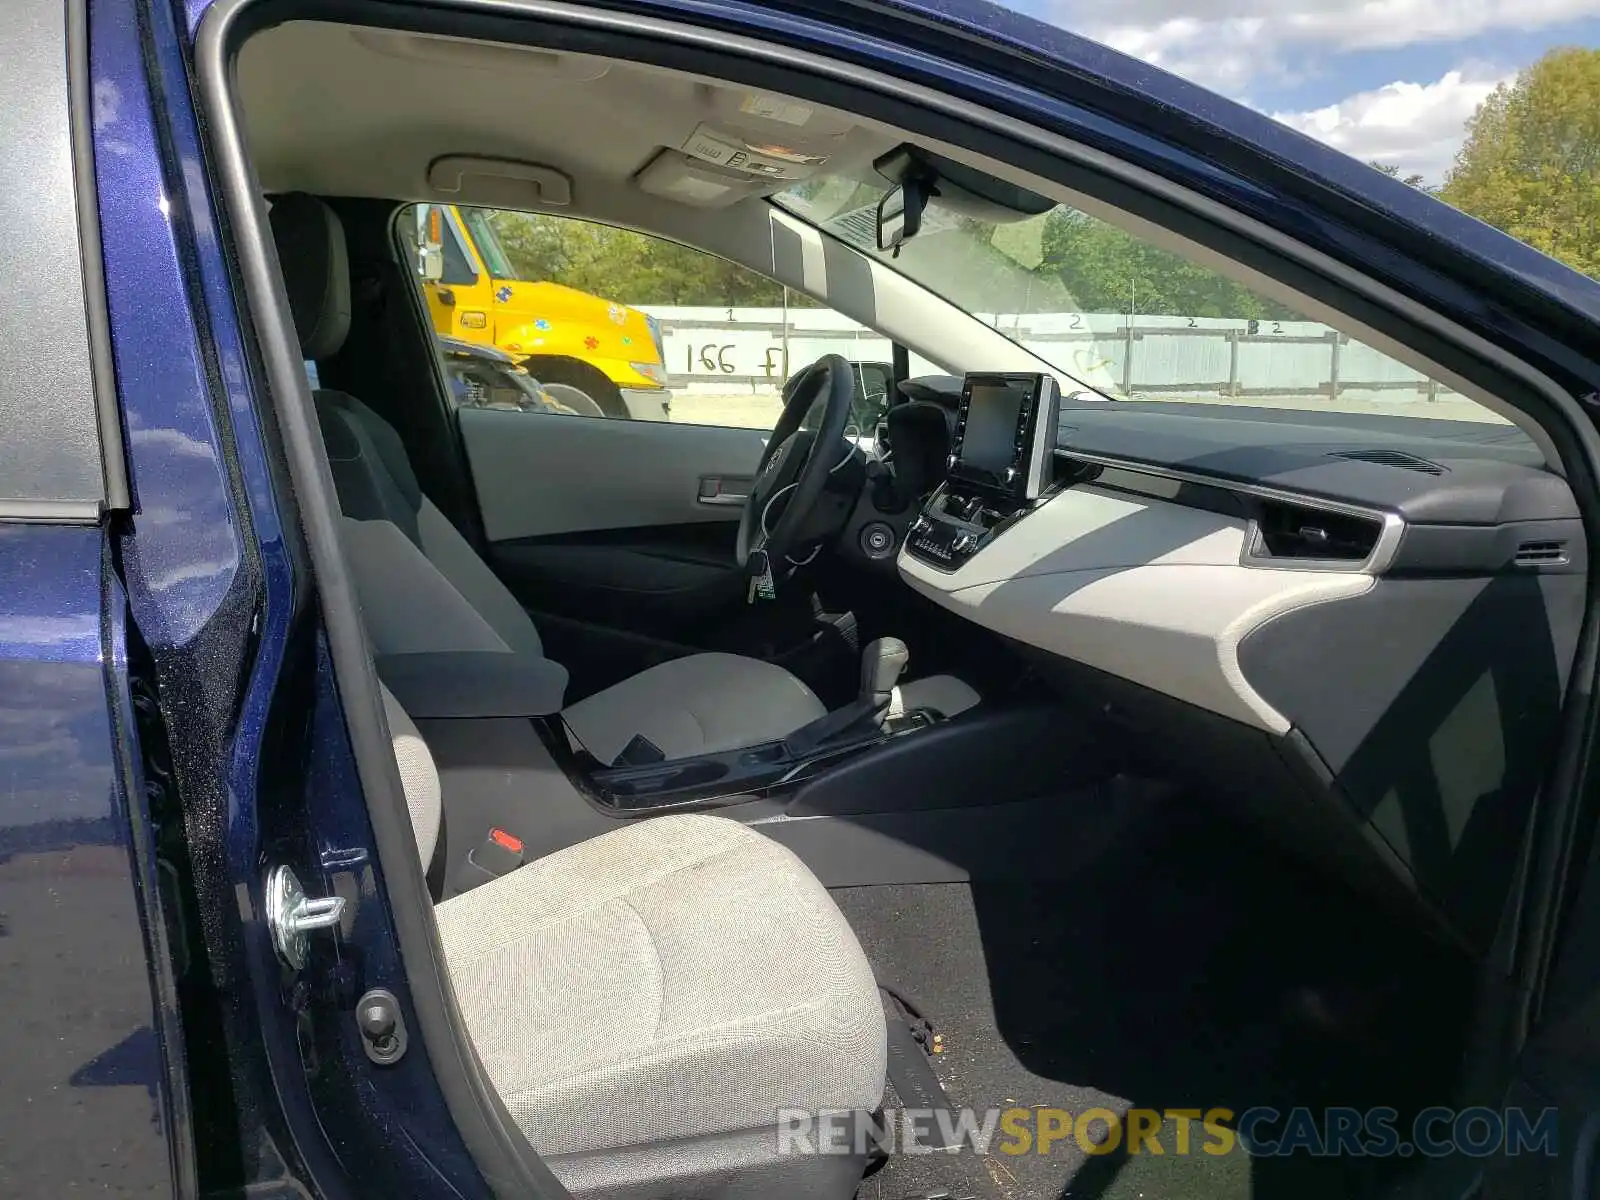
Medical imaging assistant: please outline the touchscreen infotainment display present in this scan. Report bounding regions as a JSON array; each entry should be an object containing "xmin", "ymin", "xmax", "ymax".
[
  {"xmin": 961, "ymin": 382, "xmax": 1026, "ymax": 481},
  {"xmin": 949, "ymin": 372, "xmax": 1059, "ymax": 501}
]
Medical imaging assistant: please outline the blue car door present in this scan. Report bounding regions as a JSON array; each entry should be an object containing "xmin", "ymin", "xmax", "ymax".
[{"xmin": 0, "ymin": 0, "xmax": 185, "ymax": 1195}]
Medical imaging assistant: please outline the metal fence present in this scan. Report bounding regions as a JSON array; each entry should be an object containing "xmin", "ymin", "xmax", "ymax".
[
  {"xmin": 1026, "ymin": 325, "xmax": 1453, "ymax": 401},
  {"xmin": 643, "ymin": 306, "xmax": 1456, "ymax": 403}
]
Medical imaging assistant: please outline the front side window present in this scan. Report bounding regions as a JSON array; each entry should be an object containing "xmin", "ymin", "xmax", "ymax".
[
  {"xmin": 776, "ymin": 174, "xmax": 1527, "ymax": 447},
  {"xmin": 400, "ymin": 204, "xmax": 890, "ymax": 432}
]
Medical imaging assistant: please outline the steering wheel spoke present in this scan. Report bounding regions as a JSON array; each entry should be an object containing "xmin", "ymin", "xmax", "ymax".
[{"xmin": 736, "ymin": 354, "xmax": 859, "ymax": 570}]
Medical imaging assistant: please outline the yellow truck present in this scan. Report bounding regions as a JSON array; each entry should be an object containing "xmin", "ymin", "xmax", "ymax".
[{"xmin": 408, "ymin": 204, "xmax": 671, "ymax": 420}]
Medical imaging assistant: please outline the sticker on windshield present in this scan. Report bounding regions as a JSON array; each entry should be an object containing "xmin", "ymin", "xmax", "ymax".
[{"xmin": 740, "ymin": 94, "xmax": 813, "ymax": 126}]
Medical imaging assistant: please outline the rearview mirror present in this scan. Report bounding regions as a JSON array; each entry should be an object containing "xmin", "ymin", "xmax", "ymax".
[{"xmin": 876, "ymin": 181, "xmax": 928, "ymax": 255}]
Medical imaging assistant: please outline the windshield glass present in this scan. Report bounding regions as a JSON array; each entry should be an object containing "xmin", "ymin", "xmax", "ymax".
[
  {"xmin": 460, "ymin": 207, "xmax": 517, "ymax": 280},
  {"xmin": 774, "ymin": 174, "xmax": 1519, "ymax": 435}
]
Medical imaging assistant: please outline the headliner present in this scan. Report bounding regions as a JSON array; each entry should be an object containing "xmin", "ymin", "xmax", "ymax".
[{"xmin": 237, "ymin": 21, "xmax": 895, "ymax": 213}]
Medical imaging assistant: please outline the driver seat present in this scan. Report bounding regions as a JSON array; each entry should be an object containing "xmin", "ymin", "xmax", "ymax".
[{"xmin": 271, "ymin": 193, "xmax": 826, "ymax": 761}]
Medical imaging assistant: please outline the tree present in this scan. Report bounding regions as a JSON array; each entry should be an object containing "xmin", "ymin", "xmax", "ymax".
[
  {"xmin": 1034, "ymin": 208, "xmax": 1296, "ymax": 318},
  {"xmin": 1441, "ymin": 47, "xmax": 1600, "ymax": 278},
  {"xmin": 1369, "ymin": 161, "xmax": 1433, "ymax": 192},
  {"xmin": 488, "ymin": 210, "xmax": 795, "ymax": 306}
]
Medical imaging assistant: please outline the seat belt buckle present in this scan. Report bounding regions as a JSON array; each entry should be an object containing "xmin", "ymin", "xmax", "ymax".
[
  {"xmin": 614, "ymin": 734, "xmax": 666, "ymax": 767},
  {"xmin": 467, "ymin": 827, "xmax": 526, "ymax": 879}
]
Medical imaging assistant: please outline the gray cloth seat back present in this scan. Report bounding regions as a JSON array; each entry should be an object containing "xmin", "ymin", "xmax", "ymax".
[
  {"xmin": 271, "ymin": 193, "xmax": 543, "ymax": 657},
  {"xmin": 326, "ymin": 394, "xmax": 545, "ymax": 656},
  {"xmin": 317, "ymin": 387, "xmax": 427, "ymax": 543}
]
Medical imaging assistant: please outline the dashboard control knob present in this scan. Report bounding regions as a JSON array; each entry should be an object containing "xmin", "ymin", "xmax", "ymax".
[
  {"xmin": 947, "ymin": 453, "xmax": 959, "ymax": 470},
  {"xmin": 1003, "ymin": 466, "xmax": 1019, "ymax": 484}
]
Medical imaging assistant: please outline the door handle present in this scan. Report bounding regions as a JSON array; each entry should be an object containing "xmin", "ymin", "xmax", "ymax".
[{"xmin": 698, "ymin": 476, "xmax": 753, "ymax": 506}]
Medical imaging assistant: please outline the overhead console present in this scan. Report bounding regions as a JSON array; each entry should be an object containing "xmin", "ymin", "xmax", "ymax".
[
  {"xmin": 905, "ymin": 372, "xmax": 1059, "ymax": 571},
  {"xmin": 633, "ymin": 87, "xmax": 860, "ymax": 207}
]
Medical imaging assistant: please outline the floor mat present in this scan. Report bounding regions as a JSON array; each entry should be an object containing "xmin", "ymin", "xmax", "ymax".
[{"xmin": 837, "ymin": 801, "xmax": 1475, "ymax": 1200}]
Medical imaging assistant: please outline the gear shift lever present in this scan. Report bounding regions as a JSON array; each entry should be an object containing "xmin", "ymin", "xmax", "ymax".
[
  {"xmin": 860, "ymin": 637, "xmax": 910, "ymax": 711},
  {"xmin": 783, "ymin": 637, "xmax": 911, "ymax": 755}
]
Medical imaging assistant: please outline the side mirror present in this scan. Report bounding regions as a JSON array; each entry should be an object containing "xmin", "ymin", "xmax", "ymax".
[
  {"xmin": 418, "ymin": 244, "xmax": 445, "ymax": 283},
  {"xmin": 412, "ymin": 205, "xmax": 446, "ymax": 282},
  {"xmin": 876, "ymin": 181, "xmax": 928, "ymax": 254}
]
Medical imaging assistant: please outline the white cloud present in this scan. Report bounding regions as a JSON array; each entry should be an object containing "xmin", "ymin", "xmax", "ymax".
[
  {"xmin": 1282, "ymin": 0, "xmax": 1600, "ymax": 51},
  {"xmin": 1097, "ymin": 17, "xmax": 1272, "ymax": 93},
  {"xmin": 1052, "ymin": 0, "xmax": 1599, "ymax": 93},
  {"xmin": 1270, "ymin": 68, "xmax": 1511, "ymax": 181}
]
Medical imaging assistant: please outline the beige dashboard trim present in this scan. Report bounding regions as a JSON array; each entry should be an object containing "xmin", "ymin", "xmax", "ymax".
[{"xmin": 899, "ymin": 484, "xmax": 1375, "ymax": 732}]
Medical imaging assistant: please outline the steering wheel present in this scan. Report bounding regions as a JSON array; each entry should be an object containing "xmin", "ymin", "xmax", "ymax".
[{"xmin": 736, "ymin": 353, "xmax": 857, "ymax": 569}]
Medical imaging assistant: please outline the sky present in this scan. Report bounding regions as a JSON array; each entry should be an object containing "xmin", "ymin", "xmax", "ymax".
[{"xmin": 1002, "ymin": 0, "xmax": 1600, "ymax": 183}]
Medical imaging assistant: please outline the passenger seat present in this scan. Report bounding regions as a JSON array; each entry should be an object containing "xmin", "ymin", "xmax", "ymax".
[
  {"xmin": 271, "ymin": 191, "xmax": 832, "ymax": 763},
  {"xmin": 380, "ymin": 682, "xmax": 887, "ymax": 1197}
]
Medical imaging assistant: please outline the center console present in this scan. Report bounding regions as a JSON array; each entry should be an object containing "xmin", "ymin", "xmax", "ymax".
[{"xmin": 905, "ymin": 372, "xmax": 1060, "ymax": 571}]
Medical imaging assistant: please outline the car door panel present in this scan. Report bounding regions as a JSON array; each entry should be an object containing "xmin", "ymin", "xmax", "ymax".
[
  {"xmin": 459, "ymin": 407, "xmax": 765, "ymax": 541},
  {"xmin": 490, "ymin": 521, "xmax": 747, "ymax": 629},
  {"xmin": 459, "ymin": 408, "xmax": 764, "ymax": 628}
]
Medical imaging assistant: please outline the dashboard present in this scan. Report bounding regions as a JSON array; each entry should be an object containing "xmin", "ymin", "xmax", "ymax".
[{"xmin": 895, "ymin": 372, "xmax": 1585, "ymax": 945}]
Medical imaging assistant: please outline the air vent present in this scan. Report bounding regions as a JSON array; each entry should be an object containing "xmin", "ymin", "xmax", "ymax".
[
  {"xmin": 1254, "ymin": 501, "xmax": 1382, "ymax": 563},
  {"xmin": 1514, "ymin": 539, "xmax": 1568, "ymax": 566},
  {"xmin": 1328, "ymin": 448, "xmax": 1445, "ymax": 474}
]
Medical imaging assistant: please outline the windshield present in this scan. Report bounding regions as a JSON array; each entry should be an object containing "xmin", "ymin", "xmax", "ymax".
[
  {"xmin": 774, "ymin": 175, "xmax": 1518, "ymax": 434},
  {"xmin": 460, "ymin": 207, "xmax": 518, "ymax": 280}
]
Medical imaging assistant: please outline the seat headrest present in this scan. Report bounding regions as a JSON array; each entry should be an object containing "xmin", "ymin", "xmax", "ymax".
[{"xmin": 269, "ymin": 192, "xmax": 351, "ymax": 360}]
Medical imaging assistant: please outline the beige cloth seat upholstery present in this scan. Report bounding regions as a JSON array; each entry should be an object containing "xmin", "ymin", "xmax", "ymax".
[
  {"xmin": 338, "ymin": 510, "xmax": 828, "ymax": 762},
  {"xmin": 436, "ymin": 811, "xmax": 886, "ymax": 1192},
  {"xmin": 378, "ymin": 678, "xmax": 887, "ymax": 1195},
  {"xmin": 561, "ymin": 651, "xmax": 828, "ymax": 765}
]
